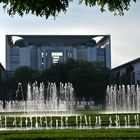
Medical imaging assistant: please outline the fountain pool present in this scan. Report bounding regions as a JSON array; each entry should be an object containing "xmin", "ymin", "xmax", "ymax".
[
  {"xmin": 0, "ymin": 114, "xmax": 140, "ymax": 130},
  {"xmin": 0, "ymin": 83, "xmax": 140, "ymax": 130}
]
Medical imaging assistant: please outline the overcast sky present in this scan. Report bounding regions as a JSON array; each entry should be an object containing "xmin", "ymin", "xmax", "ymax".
[{"xmin": 0, "ymin": 1, "xmax": 140, "ymax": 68}]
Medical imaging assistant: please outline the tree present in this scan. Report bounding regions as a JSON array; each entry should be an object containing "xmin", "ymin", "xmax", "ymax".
[
  {"xmin": 68, "ymin": 60, "xmax": 109, "ymax": 104},
  {"xmin": 1, "ymin": 0, "xmax": 136, "ymax": 19},
  {"xmin": 39, "ymin": 58, "xmax": 76, "ymax": 84}
]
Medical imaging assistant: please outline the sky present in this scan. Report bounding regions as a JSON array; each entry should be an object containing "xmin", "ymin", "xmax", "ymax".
[{"xmin": 0, "ymin": 1, "xmax": 140, "ymax": 69}]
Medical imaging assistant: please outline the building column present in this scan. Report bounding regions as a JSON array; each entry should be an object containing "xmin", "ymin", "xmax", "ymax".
[
  {"xmin": 87, "ymin": 47, "xmax": 91, "ymax": 61},
  {"xmin": 46, "ymin": 50, "xmax": 52, "ymax": 68},
  {"xmin": 38, "ymin": 48, "xmax": 42, "ymax": 70},
  {"xmin": 43, "ymin": 47, "xmax": 46, "ymax": 69},
  {"xmin": 72, "ymin": 47, "xmax": 77, "ymax": 60},
  {"xmin": 63, "ymin": 49, "xmax": 67, "ymax": 62}
]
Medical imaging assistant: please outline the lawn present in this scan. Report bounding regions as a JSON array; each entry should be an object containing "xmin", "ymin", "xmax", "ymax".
[{"xmin": 1, "ymin": 128, "xmax": 140, "ymax": 139}]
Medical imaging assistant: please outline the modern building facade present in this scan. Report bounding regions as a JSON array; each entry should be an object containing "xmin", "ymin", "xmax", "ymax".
[
  {"xmin": 6, "ymin": 35, "xmax": 111, "ymax": 71},
  {"xmin": 111, "ymin": 57, "xmax": 140, "ymax": 85}
]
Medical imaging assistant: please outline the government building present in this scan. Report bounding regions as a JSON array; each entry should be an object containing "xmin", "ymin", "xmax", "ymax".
[{"xmin": 6, "ymin": 35, "xmax": 111, "ymax": 71}]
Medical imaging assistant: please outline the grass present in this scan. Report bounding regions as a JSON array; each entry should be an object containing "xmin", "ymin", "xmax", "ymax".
[{"xmin": 1, "ymin": 128, "xmax": 140, "ymax": 139}]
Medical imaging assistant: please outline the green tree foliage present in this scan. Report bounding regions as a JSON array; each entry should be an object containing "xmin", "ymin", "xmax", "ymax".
[
  {"xmin": 68, "ymin": 60, "xmax": 109, "ymax": 104},
  {"xmin": 80, "ymin": 0, "xmax": 136, "ymax": 15},
  {"xmin": 0, "ymin": 0, "xmax": 136, "ymax": 19},
  {"xmin": 1, "ymin": 0, "xmax": 72, "ymax": 19},
  {"xmin": 39, "ymin": 58, "xmax": 76, "ymax": 84}
]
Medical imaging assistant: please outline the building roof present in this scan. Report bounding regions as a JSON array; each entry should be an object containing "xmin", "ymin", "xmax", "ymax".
[
  {"xmin": 6, "ymin": 34, "xmax": 110, "ymax": 48},
  {"xmin": 112, "ymin": 57, "xmax": 140, "ymax": 71},
  {"xmin": 0, "ymin": 63, "xmax": 5, "ymax": 71}
]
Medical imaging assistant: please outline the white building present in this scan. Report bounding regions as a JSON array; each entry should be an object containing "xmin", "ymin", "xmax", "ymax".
[{"xmin": 6, "ymin": 35, "xmax": 111, "ymax": 71}]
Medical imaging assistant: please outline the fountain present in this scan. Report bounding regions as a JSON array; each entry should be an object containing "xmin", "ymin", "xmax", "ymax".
[
  {"xmin": 106, "ymin": 85, "xmax": 140, "ymax": 113},
  {"xmin": 0, "ymin": 81, "xmax": 77, "ymax": 130},
  {"xmin": 0, "ymin": 113, "xmax": 140, "ymax": 130},
  {"xmin": 95, "ymin": 116, "xmax": 101, "ymax": 128},
  {"xmin": 88, "ymin": 116, "xmax": 91, "ymax": 129},
  {"xmin": 1, "ymin": 81, "xmax": 74, "ymax": 115},
  {"xmin": 1, "ymin": 83, "xmax": 140, "ymax": 130}
]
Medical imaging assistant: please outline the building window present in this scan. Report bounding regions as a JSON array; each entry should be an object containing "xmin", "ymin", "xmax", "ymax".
[
  {"xmin": 41, "ymin": 52, "xmax": 44, "ymax": 63},
  {"xmin": 51, "ymin": 52, "xmax": 63, "ymax": 64},
  {"xmin": 41, "ymin": 52, "xmax": 44, "ymax": 58}
]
